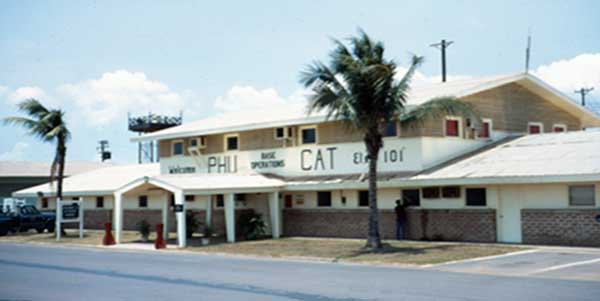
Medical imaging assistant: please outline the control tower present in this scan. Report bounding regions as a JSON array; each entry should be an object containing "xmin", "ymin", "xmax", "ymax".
[{"xmin": 128, "ymin": 112, "xmax": 182, "ymax": 163}]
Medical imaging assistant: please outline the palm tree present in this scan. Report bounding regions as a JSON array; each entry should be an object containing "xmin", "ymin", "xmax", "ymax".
[
  {"xmin": 300, "ymin": 30, "xmax": 480, "ymax": 249},
  {"xmin": 3, "ymin": 99, "xmax": 71, "ymax": 213}
]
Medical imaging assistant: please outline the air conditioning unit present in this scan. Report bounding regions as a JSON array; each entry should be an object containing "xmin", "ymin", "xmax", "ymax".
[
  {"xmin": 189, "ymin": 136, "xmax": 207, "ymax": 149},
  {"xmin": 188, "ymin": 136, "xmax": 206, "ymax": 154}
]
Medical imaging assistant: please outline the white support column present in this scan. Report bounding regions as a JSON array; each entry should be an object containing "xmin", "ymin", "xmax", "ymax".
[
  {"xmin": 113, "ymin": 193, "xmax": 123, "ymax": 244},
  {"xmin": 269, "ymin": 192, "xmax": 281, "ymax": 239},
  {"xmin": 224, "ymin": 193, "xmax": 235, "ymax": 243},
  {"xmin": 78, "ymin": 199, "xmax": 84, "ymax": 239},
  {"xmin": 175, "ymin": 191, "xmax": 186, "ymax": 248},
  {"xmin": 55, "ymin": 198, "xmax": 62, "ymax": 241},
  {"xmin": 162, "ymin": 193, "xmax": 169, "ymax": 241},
  {"xmin": 205, "ymin": 195, "xmax": 212, "ymax": 228}
]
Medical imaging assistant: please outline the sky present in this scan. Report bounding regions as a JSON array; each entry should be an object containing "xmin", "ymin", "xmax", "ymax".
[{"xmin": 1, "ymin": 0, "xmax": 599, "ymax": 163}]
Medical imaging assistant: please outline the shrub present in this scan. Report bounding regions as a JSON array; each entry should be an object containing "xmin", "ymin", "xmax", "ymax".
[
  {"xmin": 237, "ymin": 211, "xmax": 266, "ymax": 240},
  {"xmin": 186, "ymin": 211, "xmax": 200, "ymax": 238},
  {"xmin": 203, "ymin": 225, "xmax": 214, "ymax": 238},
  {"xmin": 137, "ymin": 220, "xmax": 151, "ymax": 241}
]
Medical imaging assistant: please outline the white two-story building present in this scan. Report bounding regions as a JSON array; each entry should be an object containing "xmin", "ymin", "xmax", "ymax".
[{"xmin": 14, "ymin": 73, "xmax": 600, "ymax": 247}]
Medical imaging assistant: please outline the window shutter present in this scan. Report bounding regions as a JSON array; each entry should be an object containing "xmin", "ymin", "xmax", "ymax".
[{"xmin": 446, "ymin": 120, "xmax": 459, "ymax": 137}]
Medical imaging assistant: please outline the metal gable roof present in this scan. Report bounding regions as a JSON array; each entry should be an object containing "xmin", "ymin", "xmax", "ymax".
[{"xmin": 132, "ymin": 73, "xmax": 600, "ymax": 143}]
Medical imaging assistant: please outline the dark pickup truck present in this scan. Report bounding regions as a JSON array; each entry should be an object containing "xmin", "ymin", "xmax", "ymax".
[{"xmin": 0, "ymin": 205, "xmax": 55, "ymax": 236}]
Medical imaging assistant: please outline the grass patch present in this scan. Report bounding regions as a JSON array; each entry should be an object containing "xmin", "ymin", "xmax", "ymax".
[
  {"xmin": 195, "ymin": 238, "xmax": 526, "ymax": 265},
  {"xmin": 1, "ymin": 232, "xmax": 526, "ymax": 266}
]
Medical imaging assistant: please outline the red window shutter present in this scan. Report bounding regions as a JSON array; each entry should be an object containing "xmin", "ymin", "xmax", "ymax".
[
  {"xmin": 529, "ymin": 125, "xmax": 541, "ymax": 134},
  {"xmin": 446, "ymin": 120, "xmax": 459, "ymax": 137},
  {"xmin": 554, "ymin": 126, "xmax": 565, "ymax": 133},
  {"xmin": 478, "ymin": 122, "xmax": 490, "ymax": 138}
]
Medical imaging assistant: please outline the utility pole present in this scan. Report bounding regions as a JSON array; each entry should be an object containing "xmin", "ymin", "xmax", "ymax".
[
  {"xmin": 430, "ymin": 39, "xmax": 454, "ymax": 82},
  {"xmin": 574, "ymin": 87, "xmax": 594, "ymax": 106},
  {"xmin": 525, "ymin": 31, "xmax": 532, "ymax": 73}
]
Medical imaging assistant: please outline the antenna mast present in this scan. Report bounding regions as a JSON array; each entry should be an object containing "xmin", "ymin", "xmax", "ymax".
[
  {"xmin": 97, "ymin": 140, "xmax": 111, "ymax": 162},
  {"xmin": 430, "ymin": 39, "xmax": 454, "ymax": 82}
]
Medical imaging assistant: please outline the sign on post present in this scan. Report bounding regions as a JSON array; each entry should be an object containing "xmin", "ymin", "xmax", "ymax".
[
  {"xmin": 56, "ymin": 199, "xmax": 84, "ymax": 241},
  {"xmin": 173, "ymin": 204, "xmax": 184, "ymax": 213}
]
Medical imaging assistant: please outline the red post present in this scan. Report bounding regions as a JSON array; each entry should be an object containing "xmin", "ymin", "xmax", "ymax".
[
  {"xmin": 155, "ymin": 224, "xmax": 166, "ymax": 249},
  {"xmin": 102, "ymin": 222, "xmax": 116, "ymax": 246}
]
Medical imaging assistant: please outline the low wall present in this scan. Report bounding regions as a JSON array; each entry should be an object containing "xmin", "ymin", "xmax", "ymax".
[
  {"xmin": 282, "ymin": 208, "xmax": 497, "ymax": 242},
  {"xmin": 62, "ymin": 209, "xmax": 253, "ymax": 236},
  {"xmin": 522, "ymin": 209, "xmax": 600, "ymax": 247}
]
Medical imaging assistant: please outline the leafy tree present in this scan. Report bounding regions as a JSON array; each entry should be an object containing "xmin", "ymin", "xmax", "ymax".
[
  {"xmin": 300, "ymin": 30, "xmax": 480, "ymax": 249},
  {"xmin": 4, "ymin": 99, "xmax": 71, "ymax": 215}
]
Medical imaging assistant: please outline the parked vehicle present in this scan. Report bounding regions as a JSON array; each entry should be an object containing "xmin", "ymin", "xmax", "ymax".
[
  {"xmin": 0, "ymin": 214, "xmax": 16, "ymax": 236},
  {"xmin": 1, "ymin": 205, "xmax": 56, "ymax": 235}
]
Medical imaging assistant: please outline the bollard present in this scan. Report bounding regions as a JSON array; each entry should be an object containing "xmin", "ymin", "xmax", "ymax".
[
  {"xmin": 155, "ymin": 224, "xmax": 166, "ymax": 249},
  {"xmin": 102, "ymin": 222, "xmax": 116, "ymax": 246}
]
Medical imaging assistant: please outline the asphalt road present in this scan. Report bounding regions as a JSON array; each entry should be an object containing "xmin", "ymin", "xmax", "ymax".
[{"xmin": 1, "ymin": 243, "xmax": 599, "ymax": 301}]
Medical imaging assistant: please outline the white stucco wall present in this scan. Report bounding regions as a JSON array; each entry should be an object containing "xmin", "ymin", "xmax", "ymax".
[{"xmin": 496, "ymin": 182, "xmax": 600, "ymax": 243}]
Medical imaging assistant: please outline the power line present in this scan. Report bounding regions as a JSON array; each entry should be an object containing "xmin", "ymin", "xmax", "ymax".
[
  {"xmin": 430, "ymin": 39, "xmax": 453, "ymax": 83},
  {"xmin": 574, "ymin": 87, "xmax": 594, "ymax": 106}
]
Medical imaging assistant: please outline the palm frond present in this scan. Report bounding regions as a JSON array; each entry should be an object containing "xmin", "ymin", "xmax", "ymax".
[{"xmin": 17, "ymin": 99, "xmax": 49, "ymax": 118}]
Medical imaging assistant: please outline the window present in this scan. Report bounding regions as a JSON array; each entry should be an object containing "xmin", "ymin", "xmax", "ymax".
[
  {"xmin": 553, "ymin": 124, "xmax": 567, "ymax": 133},
  {"xmin": 300, "ymin": 127, "xmax": 317, "ymax": 144},
  {"xmin": 41, "ymin": 198, "xmax": 48, "ymax": 209},
  {"xmin": 358, "ymin": 190, "xmax": 369, "ymax": 207},
  {"xmin": 381, "ymin": 122, "xmax": 398, "ymax": 137},
  {"xmin": 96, "ymin": 196, "xmax": 104, "ymax": 208},
  {"xmin": 478, "ymin": 119, "xmax": 492, "ymax": 139},
  {"xmin": 215, "ymin": 194, "xmax": 224, "ymax": 208},
  {"xmin": 72, "ymin": 197, "xmax": 80, "ymax": 200},
  {"xmin": 445, "ymin": 117, "xmax": 461, "ymax": 137},
  {"xmin": 275, "ymin": 127, "xmax": 285, "ymax": 139},
  {"xmin": 466, "ymin": 188, "xmax": 486, "ymax": 206},
  {"xmin": 442, "ymin": 186, "xmax": 461, "ymax": 198},
  {"xmin": 422, "ymin": 187, "xmax": 440, "ymax": 199},
  {"xmin": 235, "ymin": 193, "xmax": 246, "ymax": 202},
  {"xmin": 402, "ymin": 189, "xmax": 420, "ymax": 207},
  {"xmin": 528, "ymin": 122, "xmax": 543, "ymax": 134},
  {"xmin": 317, "ymin": 191, "xmax": 331, "ymax": 207},
  {"xmin": 569, "ymin": 185, "xmax": 595, "ymax": 206},
  {"xmin": 138, "ymin": 195, "xmax": 148, "ymax": 208},
  {"xmin": 225, "ymin": 135, "xmax": 238, "ymax": 151},
  {"xmin": 185, "ymin": 195, "xmax": 195, "ymax": 202},
  {"xmin": 172, "ymin": 140, "xmax": 184, "ymax": 156}
]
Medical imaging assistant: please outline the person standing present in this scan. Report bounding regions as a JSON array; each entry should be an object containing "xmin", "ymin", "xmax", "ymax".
[{"xmin": 394, "ymin": 200, "xmax": 407, "ymax": 240}]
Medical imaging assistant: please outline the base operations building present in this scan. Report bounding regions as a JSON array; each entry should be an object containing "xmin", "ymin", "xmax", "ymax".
[{"xmin": 14, "ymin": 73, "xmax": 600, "ymax": 247}]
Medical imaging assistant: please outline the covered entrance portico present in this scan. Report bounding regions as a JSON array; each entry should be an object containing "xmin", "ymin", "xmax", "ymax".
[{"xmin": 112, "ymin": 174, "xmax": 285, "ymax": 247}]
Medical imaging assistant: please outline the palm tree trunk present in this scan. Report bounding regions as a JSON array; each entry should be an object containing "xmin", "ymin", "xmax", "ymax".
[
  {"xmin": 57, "ymin": 138, "xmax": 66, "ymax": 200},
  {"xmin": 365, "ymin": 132, "xmax": 382, "ymax": 250}
]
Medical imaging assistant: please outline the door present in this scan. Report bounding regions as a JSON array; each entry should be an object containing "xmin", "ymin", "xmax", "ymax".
[
  {"xmin": 497, "ymin": 188, "xmax": 522, "ymax": 243},
  {"xmin": 402, "ymin": 189, "xmax": 420, "ymax": 207}
]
